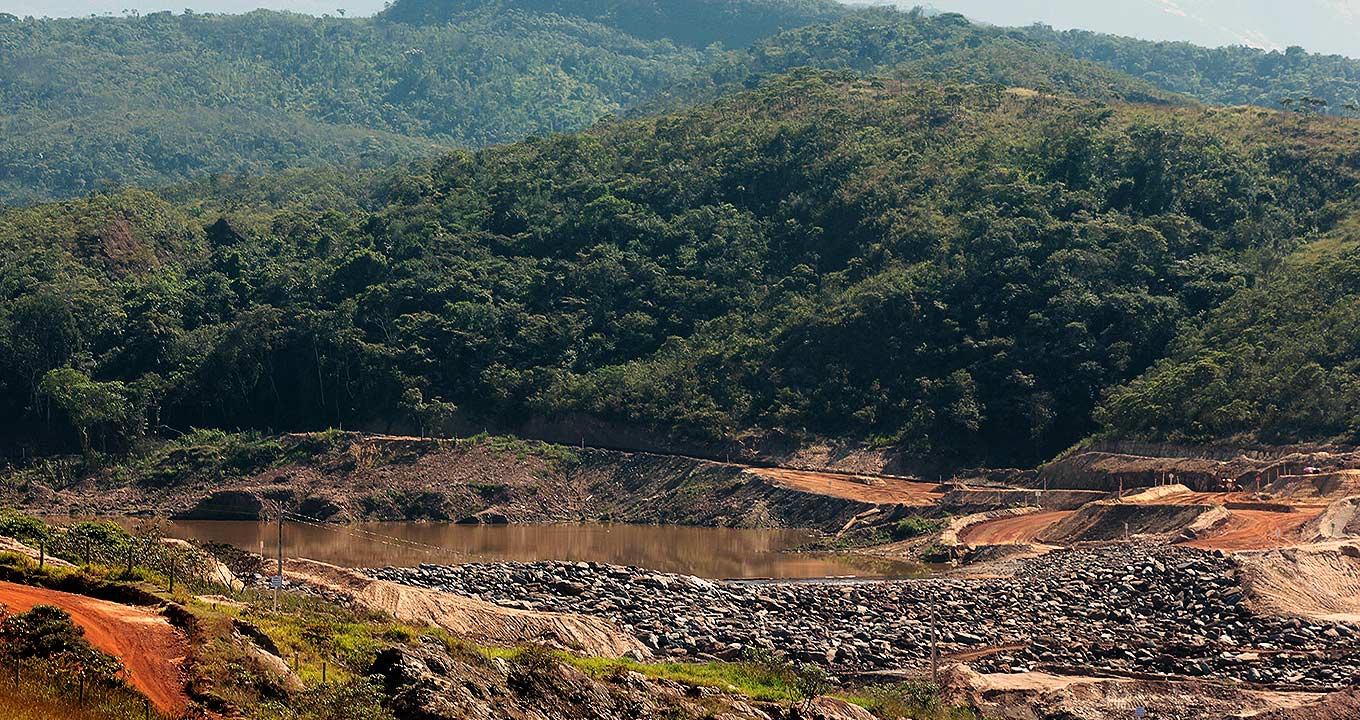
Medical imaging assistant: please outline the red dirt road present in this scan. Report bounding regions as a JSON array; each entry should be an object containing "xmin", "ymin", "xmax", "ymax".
[
  {"xmin": 745, "ymin": 468, "xmax": 945, "ymax": 506},
  {"xmin": 959, "ymin": 511, "xmax": 1074, "ymax": 545},
  {"xmin": 0, "ymin": 581, "xmax": 190, "ymax": 717},
  {"xmin": 1181, "ymin": 507, "xmax": 1328, "ymax": 551}
]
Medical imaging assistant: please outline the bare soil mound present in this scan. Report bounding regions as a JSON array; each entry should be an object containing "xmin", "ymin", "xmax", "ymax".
[
  {"xmin": 0, "ymin": 580, "xmax": 189, "ymax": 716},
  {"xmin": 743, "ymin": 467, "xmax": 944, "ymax": 506},
  {"xmin": 941, "ymin": 664, "xmax": 1325, "ymax": 720},
  {"xmin": 1038, "ymin": 501, "xmax": 1212, "ymax": 544},
  {"xmin": 282, "ymin": 559, "xmax": 648, "ymax": 657},
  {"xmin": 0, "ymin": 536, "xmax": 75, "ymax": 569},
  {"xmin": 960, "ymin": 510, "xmax": 1074, "ymax": 546},
  {"xmin": 1181, "ymin": 507, "xmax": 1325, "ymax": 551},
  {"xmin": 1306, "ymin": 496, "xmax": 1360, "ymax": 540},
  {"xmin": 1235, "ymin": 543, "xmax": 1360, "ymax": 623}
]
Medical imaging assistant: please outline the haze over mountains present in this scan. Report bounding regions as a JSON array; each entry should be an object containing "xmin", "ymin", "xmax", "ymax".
[
  {"xmin": 11, "ymin": 0, "xmax": 1360, "ymax": 60},
  {"xmin": 895, "ymin": 1, "xmax": 1360, "ymax": 58}
]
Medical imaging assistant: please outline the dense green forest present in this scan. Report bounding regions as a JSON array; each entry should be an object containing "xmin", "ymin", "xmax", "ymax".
[
  {"xmin": 1097, "ymin": 226, "xmax": 1360, "ymax": 446},
  {"xmin": 5, "ymin": 72, "xmax": 1358, "ymax": 464},
  {"xmin": 0, "ymin": 4, "xmax": 719, "ymax": 204},
  {"xmin": 7, "ymin": 1, "xmax": 1360, "ymax": 207},
  {"xmin": 668, "ymin": 8, "xmax": 1181, "ymax": 108},
  {"xmin": 378, "ymin": 0, "xmax": 847, "ymax": 48},
  {"xmin": 1028, "ymin": 25, "xmax": 1360, "ymax": 117}
]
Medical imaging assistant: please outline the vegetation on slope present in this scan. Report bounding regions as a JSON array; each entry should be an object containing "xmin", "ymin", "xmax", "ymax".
[
  {"xmin": 4, "ymin": 72, "xmax": 1357, "ymax": 464},
  {"xmin": 669, "ymin": 7, "xmax": 1182, "ymax": 108},
  {"xmin": 378, "ymin": 0, "xmax": 847, "ymax": 48},
  {"xmin": 1027, "ymin": 25, "xmax": 1360, "ymax": 116},
  {"xmin": 0, "ymin": 5, "xmax": 716, "ymax": 204},
  {"xmin": 1097, "ymin": 219, "xmax": 1360, "ymax": 446},
  {"xmin": 7, "ymin": 1, "xmax": 1360, "ymax": 209}
]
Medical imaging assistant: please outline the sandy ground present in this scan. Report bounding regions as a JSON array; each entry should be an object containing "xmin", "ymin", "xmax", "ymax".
[
  {"xmin": 0, "ymin": 580, "xmax": 189, "ymax": 717},
  {"xmin": 943, "ymin": 665, "xmax": 1329, "ymax": 719},
  {"xmin": 744, "ymin": 468, "xmax": 944, "ymax": 505},
  {"xmin": 283, "ymin": 558, "xmax": 649, "ymax": 657},
  {"xmin": 1236, "ymin": 542, "xmax": 1360, "ymax": 623},
  {"xmin": 959, "ymin": 511, "xmax": 1074, "ymax": 545}
]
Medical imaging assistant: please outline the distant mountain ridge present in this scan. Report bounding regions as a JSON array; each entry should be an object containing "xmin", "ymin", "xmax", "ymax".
[
  {"xmin": 4, "ymin": 1, "xmax": 1360, "ymax": 207},
  {"xmin": 909, "ymin": 0, "xmax": 1360, "ymax": 60},
  {"xmin": 378, "ymin": 0, "xmax": 847, "ymax": 46}
]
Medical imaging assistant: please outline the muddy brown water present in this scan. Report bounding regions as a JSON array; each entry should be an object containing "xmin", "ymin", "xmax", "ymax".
[{"xmin": 137, "ymin": 520, "xmax": 926, "ymax": 579}]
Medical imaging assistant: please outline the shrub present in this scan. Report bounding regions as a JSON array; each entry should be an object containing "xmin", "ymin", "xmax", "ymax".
[{"xmin": 892, "ymin": 516, "xmax": 944, "ymax": 540}]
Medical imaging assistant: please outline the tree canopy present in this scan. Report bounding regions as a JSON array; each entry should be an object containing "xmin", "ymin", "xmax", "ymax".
[{"xmin": 4, "ymin": 72, "xmax": 1359, "ymax": 465}]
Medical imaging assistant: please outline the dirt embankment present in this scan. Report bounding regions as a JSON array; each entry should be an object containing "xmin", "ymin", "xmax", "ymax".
[
  {"xmin": 938, "ymin": 486, "xmax": 1107, "ymax": 512},
  {"xmin": 959, "ymin": 510, "xmax": 1074, "ymax": 546},
  {"xmin": 0, "ymin": 580, "xmax": 190, "ymax": 717},
  {"xmin": 1305, "ymin": 496, "xmax": 1360, "ymax": 540},
  {"xmin": 282, "ymin": 559, "xmax": 648, "ymax": 658},
  {"xmin": 1038, "ymin": 448, "xmax": 1360, "ymax": 494},
  {"xmin": 576, "ymin": 451, "xmax": 884, "ymax": 531},
  {"xmin": 1235, "ymin": 543, "xmax": 1360, "ymax": 624},
  {"xmin": 941, "ymin": 664, "xmax": 1328, "ymax": 720},
  {"xmin": 742, "ymin": 467, "xmax": 944, "ymax": 506},
  {"xmin": 16, "ymin": 434, "xmax": 894, "ymax": 532},
  {"xmin": 1038, "ymin": 501, "xmax": 1213, "ymax": 545}
]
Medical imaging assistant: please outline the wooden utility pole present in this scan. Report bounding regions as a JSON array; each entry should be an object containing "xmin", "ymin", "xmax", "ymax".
[
  {"xmin": 930, "ymin": 614, "xmax": 939, "ymax": 685},
  {"xmin": 275, "ymin": 508, "xmax": 284, "ymax": 612}
]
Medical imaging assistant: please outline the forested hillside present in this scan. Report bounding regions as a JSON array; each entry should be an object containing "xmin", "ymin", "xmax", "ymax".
[
  {"xmin": 0, "ymin": 5, "xmax": 718, "ymax": 204},
  {"xmin": 1097, "ymin": 223, "xmax": 1360, "ymax": 447},
  {"xmin": 674, "ymin": 8, "xmax": 1181, "ymax": 107},
  {"xmin": 6, "ymin": 2, "xmax": 1360, "ymax": 207},
  {"xmin": 378, "ymin": 0, "xmax": 846, "ymax": 48},
  {"xmin": 1028, "ymin": 26, "xmax": 1360, "ymax": 116},
  {"xmin": 5, "ymin": 72, "xmax": 1358, "ymax": 464}
]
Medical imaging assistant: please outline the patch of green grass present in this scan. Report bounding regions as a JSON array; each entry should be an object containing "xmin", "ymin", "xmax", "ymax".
[
  {"xmin": 460, "ymin": 432, "xmax": 580, "ymax": 470},
  {"xmin": 559, "ymin": 653, "xmax": 803, "ymax": 703},
  {"xmin": 892, "ymin": 516, "xmax": 945, "ymax": 540},
  {"xmin": 840, "ymin": 681, "xmax": 979, "ymax": 720}
]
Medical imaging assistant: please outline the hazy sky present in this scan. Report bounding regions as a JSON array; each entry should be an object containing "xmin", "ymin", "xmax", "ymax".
[
  {"xmin": 4, "ymin": 1, "xmax": 1357, "ymax": 58},
  {"xmin": 909, "ymin": 0, "xmax": 1360, "ymax": 57},
  {"xmin": 0, "ymin": 0, "xmax": 388, "ymax": 17}
]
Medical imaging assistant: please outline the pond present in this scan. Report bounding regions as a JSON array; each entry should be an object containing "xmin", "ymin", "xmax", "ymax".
[{"xmin": 131, "ymin": 520, "xmax": 926, "ymax": 580}]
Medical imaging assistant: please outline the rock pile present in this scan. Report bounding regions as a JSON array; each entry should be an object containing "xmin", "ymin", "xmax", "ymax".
[{"xmin": 370, "ymin": 543, "xmax": 1360, "ymax": 690}]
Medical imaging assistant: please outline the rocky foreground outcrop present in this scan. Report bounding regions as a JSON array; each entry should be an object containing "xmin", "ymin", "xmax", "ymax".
[
  {"xmin": 370, "ymin": 639, "xmax": 875, "ymax": 720},
  {"xmin": 373, "ymin": 543, "xmax": 1360, "ymax": 690}
]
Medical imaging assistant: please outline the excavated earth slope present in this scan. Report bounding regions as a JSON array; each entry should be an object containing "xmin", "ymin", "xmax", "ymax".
[{"xmin": 282, "ymin": 558, "xmax": 649, "ymax": 657}]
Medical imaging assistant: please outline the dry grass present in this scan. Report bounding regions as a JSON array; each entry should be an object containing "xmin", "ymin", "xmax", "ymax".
[{"xmin": 0, "ymin": 670, "xmax": 158, "ymax": 720}]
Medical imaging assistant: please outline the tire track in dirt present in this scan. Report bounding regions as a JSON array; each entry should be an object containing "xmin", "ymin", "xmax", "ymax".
[
  {"xmin": 959, "ymin": 511, "xmax": 1074, "ymax": 545},
  {"xmin": 0, "ymin": 581, "xmax": 189, "ymax": 717},
  {"xmin": 1181, "ymin": 507, "xmax": 1328, "ymax": 551},
  {"xmin": 743, "ymin": 467, "xmax": 945, "ymax": 505}
]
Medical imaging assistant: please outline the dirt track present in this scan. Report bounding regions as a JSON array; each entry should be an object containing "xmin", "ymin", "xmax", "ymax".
[
  {"xmin": 745, "ymin": 467, "xmax": 944, "ymax": 505},
  {"xmin": 0, "ymin": 581, "xmax": 189, "ymax": 717},
  {"xmin": 1181, "ymin": 507, "xmax": 1328, "ymax": 550},
  {"xmin": 959, "ymin": 511, "xmax": 1073, "ymax": 545}
]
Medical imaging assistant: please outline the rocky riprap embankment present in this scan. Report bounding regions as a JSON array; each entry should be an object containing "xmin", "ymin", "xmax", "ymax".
[{"xmin": 370, "ymin": 543, "xmax": 1360, "ymax": 690}]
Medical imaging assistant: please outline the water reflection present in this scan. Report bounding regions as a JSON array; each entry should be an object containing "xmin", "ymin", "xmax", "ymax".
[{"xmin": 133, "ymin": 520, "xmax": 926, "ymax": 579}]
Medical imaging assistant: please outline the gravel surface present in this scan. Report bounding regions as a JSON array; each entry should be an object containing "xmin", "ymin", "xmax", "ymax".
[{"xmin": 370, "ymin": 542, "xmax": 1360, "ymax": 690}]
